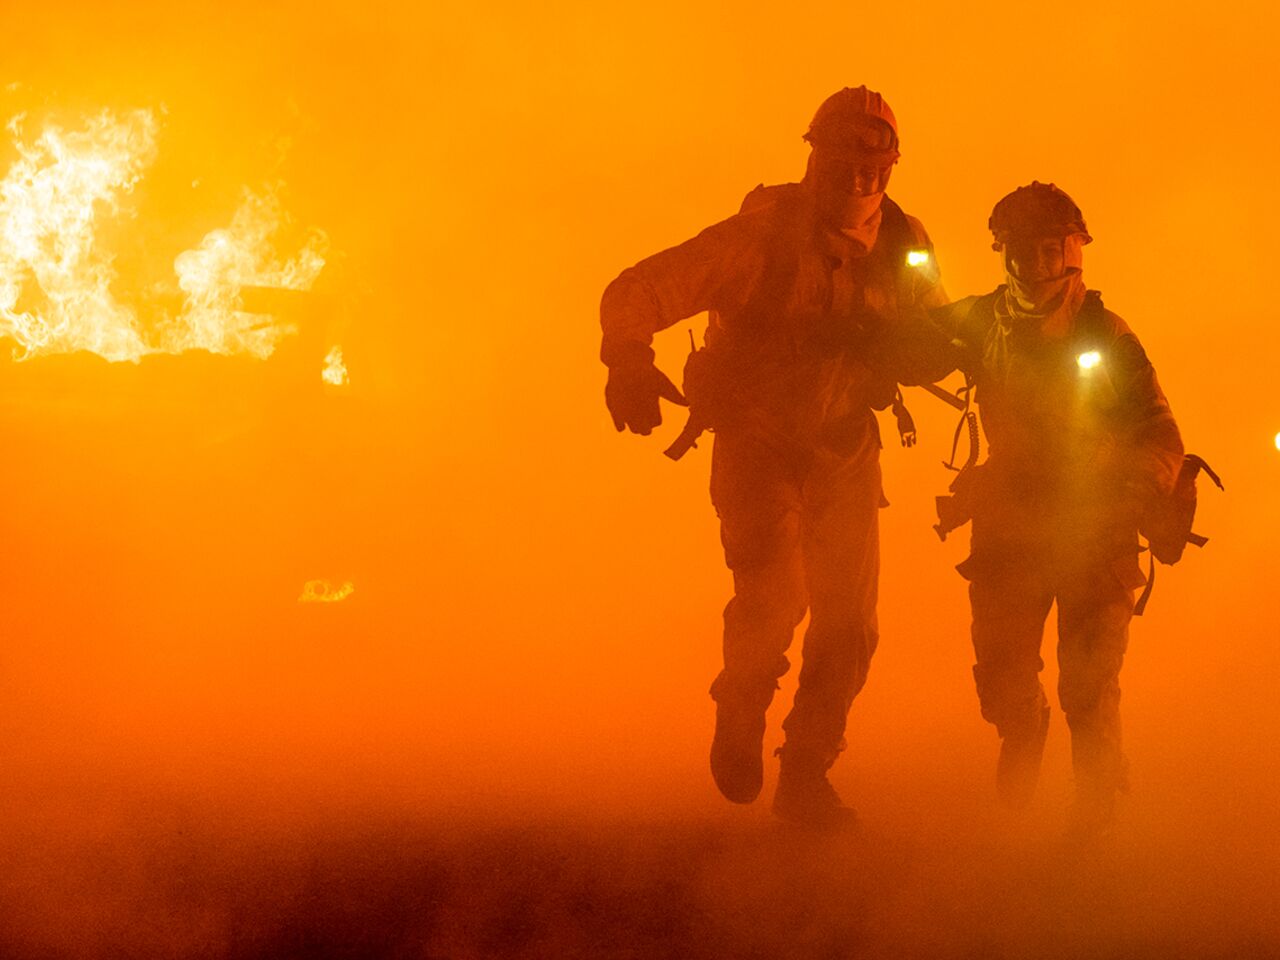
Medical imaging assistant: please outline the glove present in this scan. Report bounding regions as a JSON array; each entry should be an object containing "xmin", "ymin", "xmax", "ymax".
[{"xmin": 602, "ymin": 340, "xmax": 686, "ymax": 436}]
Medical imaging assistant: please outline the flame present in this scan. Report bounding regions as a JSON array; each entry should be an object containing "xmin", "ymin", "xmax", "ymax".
[
  {"xmin": 298, "ymin": 579, "xmax": 355, "ymax": 603},
  {"xmin": 322, "ymin": 345, "xmax": 348, "ymax": 386},
  {"xmin": 0, "ymin": 109, "xmax": 157, "ymax": 360},
  {"xmin": 170, "ymin": 183, "xmax": 327, "ymax": 359},
  {"xmin": 0, "ymin": 108, "xmax": 328, "ymax": 365}
]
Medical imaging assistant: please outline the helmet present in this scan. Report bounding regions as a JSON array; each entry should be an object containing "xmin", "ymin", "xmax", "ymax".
[
  {"xmin": 988, "ymin": 181, "xmax": 1092, "ymax": 248},
  {"xmin": 804, "ymin": 86, "xmax": 900, "ymax": 161}
]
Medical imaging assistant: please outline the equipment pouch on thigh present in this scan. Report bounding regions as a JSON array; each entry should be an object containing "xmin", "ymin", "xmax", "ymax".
[{"xmin": 934, "ymin": 460, "xmax": 988, "ymax": 542}]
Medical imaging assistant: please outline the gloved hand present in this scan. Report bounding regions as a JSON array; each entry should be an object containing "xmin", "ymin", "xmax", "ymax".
[{"xmin": 602, "ymin": 341, "xmax": 686, "ymax": 435}]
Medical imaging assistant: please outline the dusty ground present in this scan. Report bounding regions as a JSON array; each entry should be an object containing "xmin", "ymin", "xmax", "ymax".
[{"xmin": 2, "ymin": 770, "xmax": 1275, "ymax": 960}]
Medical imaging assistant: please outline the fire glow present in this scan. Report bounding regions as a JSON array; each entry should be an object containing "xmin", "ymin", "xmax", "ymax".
[
  {"xmin": 299, "ymin": 580, "xmax": 355, "ymax": 604},
  {"xmin": 322, "ymin": 345, "xmax": 348, "ymax": 386},
  {"xmin": 0, "ymin": 108, "xmax": 331, "ymax": 367}
]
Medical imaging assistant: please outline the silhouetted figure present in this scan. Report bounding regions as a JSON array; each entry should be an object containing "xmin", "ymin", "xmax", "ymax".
[
  {"xmin": 926, "ymin": 183, "xmax": 1183, "ymax": 837},
  {"xmin": 600, "ymin": 87, "xmax": 947, "ymax": 828}
]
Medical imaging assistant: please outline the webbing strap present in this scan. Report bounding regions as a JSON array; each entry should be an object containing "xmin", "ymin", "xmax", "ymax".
[
  {"xmin": 1134, "ymin": 550, "xmax": 1156, "ymax": 617},
  {"xmin": 1187, "ymin": 454, "xmax": 1224, "ymax": 491},
  {"xmin": 943, "ymin": 379, "xmax": 978, "ymax": 474}
]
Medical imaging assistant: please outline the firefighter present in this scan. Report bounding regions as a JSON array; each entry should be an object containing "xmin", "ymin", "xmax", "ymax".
[
  {"xmin": 927, "ymin": 183, "xmax": 1183, "ymax": 836},
  {"xmin": 600, "ymin": 87, "xmax": 947, "ymax": 828}
]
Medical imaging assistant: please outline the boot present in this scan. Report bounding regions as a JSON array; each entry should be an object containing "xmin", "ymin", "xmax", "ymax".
[
  {"xmin": 771, "ymin": 744, "xmax": 857, "ymax": 830},
  {"xmin": 1064, "ymin": 735, "xmax": 1128, "ymax": 842},
  {"xmin": 996, "ymin": 704, "xmax": 1050, "ymax": 809},
  {"xmin": 1064, "ymin": 781, "xmax": 1118, "ymax": 842},
  {"xmin": 709, "ymin": 677, "xmax": 770, "ymax": 804}
]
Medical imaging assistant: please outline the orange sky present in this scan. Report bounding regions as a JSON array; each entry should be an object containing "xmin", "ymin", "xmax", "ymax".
[{"xmin": 0, "ymin": 0, "xmax": 1276, "ymax": 923}]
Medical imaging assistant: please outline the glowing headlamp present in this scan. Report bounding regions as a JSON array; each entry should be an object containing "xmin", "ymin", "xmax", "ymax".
[
  {"xmin": 906, "ymin": 249, "xmax": 930, "ymax": 268},
  {"xmin": 1274, "ymin": 431, "xmax": 1280, "ymax": 452},
  {"xmin": 1077, "ymin": 350, "xmax": 1102, "ymax": 371}
]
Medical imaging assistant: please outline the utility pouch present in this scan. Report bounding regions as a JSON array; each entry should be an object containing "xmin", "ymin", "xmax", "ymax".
[
  {"xmin": 1133, "ymin": 454, "xmax": 1223, "ymax": 615},
  {"xmin": 664, "ymin": 343, "xmax": 730, "ymax": 461},
  {"xmin": 934, "ymin": 493, "xmax": 972, "ymax": 541},
  {"xmin": 933, "ymin": 461, "xmax": 988, "ymax": 541},
  {"xmin": 1140, "ymin": 454, "xmax": 1222, "ymax": 565}
]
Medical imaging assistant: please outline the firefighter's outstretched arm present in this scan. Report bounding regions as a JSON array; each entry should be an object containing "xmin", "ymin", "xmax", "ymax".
[
  {"xmin": 877, "ymin": 220, "xmax": 960, "ymax": 389},
  {"xmin": 599, "ymin": 211, "xmax": 761, "ymax": 436},
  {"xmin": 894, "ymin": 297, "xmax": 980, "ymax": 388}
]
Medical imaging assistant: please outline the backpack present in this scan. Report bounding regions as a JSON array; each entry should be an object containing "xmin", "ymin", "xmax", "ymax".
[{"xmin": 1134, "ymin": 454, "xmax": 1223, "ymax": 615}]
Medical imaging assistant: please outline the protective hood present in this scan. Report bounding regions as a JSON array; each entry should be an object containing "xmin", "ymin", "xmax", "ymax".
[
  {"xmin": 834, "ymin": 200, "xmax": 883, "ymax": 256},
  {"xmin": 999, "ymin": 232, "xmax": 1087, "ymax": 323},
  {"xmin": 802, "ymin": 150, "xmax": 887, "ymax": 253},
  {"xmin": 1001, "ymin": 270, "xmax": 1086, "ymax": 337}
]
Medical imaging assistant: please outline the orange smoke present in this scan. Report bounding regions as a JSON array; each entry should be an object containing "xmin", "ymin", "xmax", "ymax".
[{"xmin": 0, "ymin": 2, "xmax": 1275, "ymax": 957}]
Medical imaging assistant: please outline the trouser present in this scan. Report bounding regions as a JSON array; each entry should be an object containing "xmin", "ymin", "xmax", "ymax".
[
  {"xmin": 708, "ymin": 425, "xmax": 882, "ymax": 764},
  {"xmin": 964, "ymin": 535, "xmax": 1137, "ymax": 797}
]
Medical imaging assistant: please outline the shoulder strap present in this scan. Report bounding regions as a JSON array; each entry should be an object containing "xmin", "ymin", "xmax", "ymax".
[
  {"xmin": 880, "ymin": 197, "xmax": 924, "ymax": 302},
  {"xmin": 879, "ymin": 196, "xmax": 913, "ymax": 254},
  {"xmin": 1073, "ymin": 289, "xmax": 1112, "ymax": 346}
]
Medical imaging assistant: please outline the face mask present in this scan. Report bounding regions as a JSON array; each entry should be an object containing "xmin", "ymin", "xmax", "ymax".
[
  {"xmin": 804, "ymin": 150, "xmax": 892, "ymax": 227},
  {"xmin": 837, "ymin": 190, "xmax": 884, "ymax": 228},
  {"xmin": 1000, "ymin": 233, "xmax": 1088, "ymax": 312},
  {"xmin": 1007, "ymin": 269, "xmax": 1074, "ymax": 313}
]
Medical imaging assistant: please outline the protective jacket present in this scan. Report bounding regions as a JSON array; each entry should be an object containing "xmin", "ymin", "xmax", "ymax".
[
  {"xmin": 601, "ymin": 183, "xmax": 947, "ymax": 459},
  {"xmin": 950, "ymin": 288, "xmax": 1180, "ymax": 497},
  {"xmin": 929, "ymin": 287, "xmax": 1183, "ymax": 579}
]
